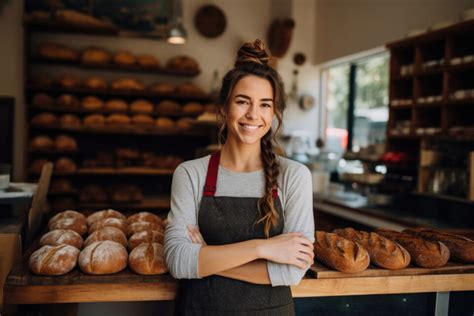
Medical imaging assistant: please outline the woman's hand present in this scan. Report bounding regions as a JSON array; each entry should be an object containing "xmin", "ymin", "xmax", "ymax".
[
  {"xmin": 257, "ymin": 233, "xmax": 314, "ymax": 269},
  {"xmin": 187, "ymin": 224, "xmax": 207, "ymax": 246}
]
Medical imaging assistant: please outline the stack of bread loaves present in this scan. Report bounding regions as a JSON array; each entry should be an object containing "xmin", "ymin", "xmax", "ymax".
[
  {"xmin": 29, "ymin": 209, "xmax": 167, "ymax": 276},
  {"xmin": 314, "ymin": 227, "xmax": 474, "ymax": 273}
]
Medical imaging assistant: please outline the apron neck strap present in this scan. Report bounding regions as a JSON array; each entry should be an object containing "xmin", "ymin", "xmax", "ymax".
[{"xmin": 203, "ymin": 151, "xmax": 279, "ymax": 198}]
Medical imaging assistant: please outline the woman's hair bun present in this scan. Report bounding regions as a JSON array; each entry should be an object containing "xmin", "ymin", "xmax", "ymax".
[{"xmin": 235, "ymin": 39, "xmax": 270, "ymax": 67}]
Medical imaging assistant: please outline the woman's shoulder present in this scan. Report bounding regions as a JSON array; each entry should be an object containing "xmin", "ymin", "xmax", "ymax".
[{"xmin": 176, "ymin": 155, "xmax": 211, "ymax": 175}]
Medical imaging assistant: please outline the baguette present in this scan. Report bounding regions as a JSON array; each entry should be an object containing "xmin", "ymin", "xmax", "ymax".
[
  {"xmin": 333, "ymin": 227, "xmax": 411, "ymax": 270},
  {"xmin": 314, "ymin": 231, "xmax": 370, "ymax": 273},
  {"xmin": 376, "ymin": 228, "xmax": 450, "ymax": 268},
  {"xmin": 403, "ymin": 227, "xmax": 474, "ymax": 263}
]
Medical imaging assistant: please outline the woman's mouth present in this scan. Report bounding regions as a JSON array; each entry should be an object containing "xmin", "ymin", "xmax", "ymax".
[{"xmin": 239, "ymin": 123, "xmax": 263, "ymax": 131}]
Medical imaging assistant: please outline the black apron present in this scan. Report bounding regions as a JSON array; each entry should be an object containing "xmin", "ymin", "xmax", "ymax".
[{"xmin": 174, "ymin": 152, "xmax": 294, "ymax": 315}]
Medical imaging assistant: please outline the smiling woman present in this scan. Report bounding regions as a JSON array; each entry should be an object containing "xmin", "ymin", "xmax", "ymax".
[{"xmin": 164, "ymin": 39, "xmax": 315, "ymax": 316}]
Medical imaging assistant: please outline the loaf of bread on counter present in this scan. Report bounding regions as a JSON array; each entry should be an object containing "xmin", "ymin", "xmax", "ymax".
[
  {"xmin": 84, "ymin": 226, "xmax": 128, "ymax": 248},
  {"xmin": 49, "ymin": 210, "xmax": 86, "ymax": 224},
  {"xmin": 79, "ymin": 240, "xmax": 128, "ymax": 275},
  {"xmin": 127, "ymin": 221, "xmax": 164, "ymax": 237},
  {"xmin": 48, "ymin": 217, "xmax": 88, "ymax": 236},
  {"xmin": 128, "ymin": 230, "xmax": 165, "ymax": 251},
  {"xmin": 313, "ymin": 231, "xmax": 370, "ymax": 273},
  {"xmin": 88, "ymin": 217, "xmax": 128, "ymax": 235},
  {"xmin": 29, "ymin": 244, "xmax": 80, "ymax": 275},
  {"xmin": 403, "ymin": 227, "xmax": 474, "ymax": 263},
  {"xmin": 126, "ymin": 212, "xmax": 163, "ymax": 226},
  {"xmin": 39, "ymin": 229, "xmax": 83, "ymax": 249},
  {"xmin": 333, "ymin": 227, "xmax": 411, "ymax": 270},
  {"xmin": 86, "ymin": 209, "xmax": 126, "ymax": 227},
  {"xmin": 376, "ymin": 228, "xmax": 450, "ymax": 268},
  {"xmin": 129, "ymin": 243, "xmax": 168, "ymax": 275}
]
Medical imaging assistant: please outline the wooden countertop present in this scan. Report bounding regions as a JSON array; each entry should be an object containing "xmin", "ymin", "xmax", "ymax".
[{"xmin": 5, "ymin": 271, "xmax": 474, "ymax": 304}]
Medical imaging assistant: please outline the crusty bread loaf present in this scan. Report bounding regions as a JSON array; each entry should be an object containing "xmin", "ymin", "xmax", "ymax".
[
  {"xmin": 49, "ymin": 217, "xmax": 88, "ymax": 236},
  {"xmin": 88, "ymin": 217, "xmax": 127, "ymax": 235},
  {"xmin": 333, "ymin": 227, "xmax": 411, "ymax": 270},
  {"xmin": 29, "ymin": 244, "xmax": 80, "ymax": 275},
  {"xmin": 314, "ymin": 231, "xmax": 370, "ymax": 273},
  {"xmin": 403, "ymin": 227, "xmax": 474, "ymax": 263},
  {"xmin": 40, "ymin": 229, "xmax": 83, "ymax": 249},
  {"xmin": 113, "ymin": 51, "xmax": 136, "ymax": 65},
  {"xmin": 86, "ymin": 209, "xmax": 126, "ymax": 227},
  {"xmin": 84, "ymin": 226, "xmax": 128, "ymax": 248},
  {"xmin": 78, "ymin": 240, "xmax": 128, "ymax": 275},
  {"xmin": 126, "ymin": 212, "xmax": 163, "ymax": 226},
  {"xmin": 128, "ymin": 230, "xmax": 165, "ymax": 250},
  {"xmin": 129, "ymin": 243, "xmax": 168, "ymax": 275},
  {"xmin": 49, "ymin": 210, "xmax": 86, "ymax": 225},
  {"xmin": 127, "ymin": 221, "xmax": 164, "ymax": 237},
  {"xmin": 30, "ymin": 135, "xmax": 54, "ymax": 151},
  {"xmin": 376, "ymin": 228, "xmax": 450, "ymax": 268}
]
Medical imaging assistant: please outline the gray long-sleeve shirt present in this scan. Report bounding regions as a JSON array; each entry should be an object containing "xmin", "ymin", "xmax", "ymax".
[{"xmin": 164, "ymin": 154, "xmax": 315, "ymax": 286}]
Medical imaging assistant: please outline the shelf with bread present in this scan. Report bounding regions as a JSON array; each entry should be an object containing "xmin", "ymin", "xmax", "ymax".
[
  {"xmin": 386, "ymin": 19, "xmax": 474, "ymax": 198},
  {"xmin": 79, "ymin": 196, "xmax": 171, "ymax": 211},
  {"xmin": 32, "ymin": 42, "xmax": 201, "ymax": 77},
  {"xmin": 5, "ymin": 216, "xmax": 474, "ymax": 304}
]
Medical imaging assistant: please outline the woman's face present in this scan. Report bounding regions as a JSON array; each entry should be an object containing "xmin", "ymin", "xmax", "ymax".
[{"xmin": 224, "ymin": 75, "xmax": 275, "ymax": 146}]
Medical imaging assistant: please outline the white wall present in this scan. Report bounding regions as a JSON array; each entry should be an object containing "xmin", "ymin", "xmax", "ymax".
[{"xmin": 314, "ymin": 0, "xmax": 474, "ymax": 64}]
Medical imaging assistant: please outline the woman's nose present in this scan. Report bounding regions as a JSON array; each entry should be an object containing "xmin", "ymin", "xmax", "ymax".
[{"xmin": 245, "ymin": 103, "xmax": 258, "ymax": 119}]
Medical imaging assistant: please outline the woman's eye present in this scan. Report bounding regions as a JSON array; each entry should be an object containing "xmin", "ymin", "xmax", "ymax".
[
  {"xmin": 236, "ymin": 100, "xmax": 248, "ymax": 105},
  {"xmin": 261, "ymin": 103, "xmax": 272, "ymax": 108}
]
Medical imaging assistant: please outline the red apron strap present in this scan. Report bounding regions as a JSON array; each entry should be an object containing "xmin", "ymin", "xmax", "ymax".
[
  {"xmin": 203, "ymin": 150, "xmax": 279, "ymax": 199},
  {"xmin": 203, "ymin": 151, "xmax": 220, "ymax": 197}
]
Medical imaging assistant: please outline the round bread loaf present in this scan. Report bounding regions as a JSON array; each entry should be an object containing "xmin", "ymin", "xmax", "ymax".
[
  {"xmin": 128, "ymin": 230, "xmax": 165, "ymax": 250},
  {"xmin": 83, "ymin": 114, "xmax": 106, "ymax": 126},
  {"xmin": 113, "ymin": 51, "xmax": 136, "ymax": 65},
  {"xmin": 57, "ymin": 74, "xmax": 80, "ymax": 88},
  {"xmin": 130, "ymin": 99, "xmax": 153, "ymax": 114},
  {"xmin": 89, "ymin": 217, "xmax": 127, "ymax": 235},
  {"xmin": 106, "ymin": 113, "xmax": 130, "ymax": 126},
  {"xmin": 50, "ymin": 179, "xmax": 75, "ymax": 193},
  {"xmin": 176, "ymin": 118, "xmax": 193, "ymax": 129},
  {"xmin": 182, "ymin": 102, "xmax": 204, "ymax": 114},
  {"xmin": 81, "ymin": 47, "xmax": 111, "ymax": 64},
  {"xmin": 79, "ymin": 240, "xmax": 128, "ymax": 275},
  {"xmin": 55, "ymin": 135, "xmax": 77, "ymax": 151},
  {"xmin": 104, "ymin": 99, "xmax": 128, "ymax": 112},
  {"xmin": 49, "ymin": 210, "xmax": 86, "ymax": 224},
  {"xmin": 40, "ymin": 229, "xmax": 83, "ymax": 249},
  {"xmin": 38, "ymin": 42, "xmax": 78, "ymax": 61},
  {"xmin": 156, "ymin": 100, "xmax": 180, "ymax": 113},
  {"xmin": 29, "ymin": 244, "xmax": 80, "ymax": 275},
  {"xmin": 30, "ymin": 159, "xmax": 51, "ymax": 174},
  {"xmin": 111, "ymin": 78, "xmax": 145, "ymax": 91},
  {"xmin": 127, "ymin": 221, "xmax": 164, "ymax": 237},
  {"xmin": 55, "ymin": 157, "xmax": 77, "ymax": 173},
  {"xmin": 149, "ymin": 82, "xmax": 175, "ymax": 94},
  {"xmin": 166, "ymin": 55, "xmax": 199, "ymax": 71},
  {"xmin": 84, "ymin": 226, "xmax": 127, "ymax": 248},
  {"xmin": 81, "ymin": 96, "xmax": 104, "ymax": 111},
  {"xmin": 137, "ymin": 54, "xmax": 159, "ymax": 67},
  {"xmin": 49, "ymin": 217, "xmax": 88, "ymax": 236},
  {"xmin": 126, "ymin": 212, "xmax": 162, "ymax": 226},
  {"xmin": 129, "ymin": 243, "xmax": 168, "ymax": 275},
  {"xmin": 31, "ymin": 112, "xmax": 57, "ymax": 126},
  {"xmin": 84, "ymin": 76, "xmax": 108, "ymax": 90},
  {"xmin": 30, "ymin": 135, "xmax": 54, "ymax": 151},
  {"xmin": 59, "ymin": 114, "xmax": 82, "ymax": 128},
  {"xmin": 177, "ymin": 82, "xmax": 204, "ymax": 96},
  {"xmin": 155, "ymin": 117, "xmax": 175, "ymax": 129},
  {"xmin": 56, "ymin": 94, "xmax": 80, "ymax": 109},
  {"xmin": 131, "ymin": 114, "xmax": 154, "ymax": 126},
  {"xmin": 86, "ymin": 209, "xmax": 126, "ymax": 226}
]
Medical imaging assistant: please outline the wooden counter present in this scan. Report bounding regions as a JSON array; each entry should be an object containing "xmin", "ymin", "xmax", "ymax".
[{"xmin": 5, "ymin": 265, "xmax": 474, "ymax": 304}]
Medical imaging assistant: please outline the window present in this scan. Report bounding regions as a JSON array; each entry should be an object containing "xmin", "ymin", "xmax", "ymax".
[{"xmin": 321, "ymin": 51, "xmax": 389, "ymax": 154}]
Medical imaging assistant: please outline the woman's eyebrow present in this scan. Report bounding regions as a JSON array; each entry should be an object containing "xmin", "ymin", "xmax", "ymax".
[{"xmin": 234, "ymin": 94, "xmax": 274, "ymax": 102}]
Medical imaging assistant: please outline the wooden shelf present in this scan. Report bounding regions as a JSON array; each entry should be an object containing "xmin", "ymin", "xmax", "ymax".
[
  {"xmin": 30, "ymin": 57, "xmax": 200, "ymax": 77},
  {"xmin": 30, "ymin": 124, "xmax": 213, "ymax": 137},
  {"xmin": 27, "ymin": 85, "xmax": 212, "ymax": 103},
  {"xmin": 413, "ymin": 192, "xmax": 474, "ymax": 204},
  {"xmin": 24, "ymin": 19, "xmax": 119, "ymax": 36},
  {"xmin": 29, "ymin": 104, "xmax": 204, "ymax": 118}
]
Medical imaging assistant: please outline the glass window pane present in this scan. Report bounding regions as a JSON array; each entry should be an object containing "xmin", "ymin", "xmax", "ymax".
[
  {"xmin": 324, "ymin": 64, "xmax": 350, "ymax": 153},
  {"xmin": 353, "ymin": 54, "xmax": 389, "ymax": 151}
]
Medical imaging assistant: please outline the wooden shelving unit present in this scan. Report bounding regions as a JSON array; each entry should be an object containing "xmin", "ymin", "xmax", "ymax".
[
  {"xmin": 23, "ymin": 23, "xmax": 217, "ymax": 211},
  {"xmin": 386, "ymin": 19, "xmax": 474, "ymax": 201}
]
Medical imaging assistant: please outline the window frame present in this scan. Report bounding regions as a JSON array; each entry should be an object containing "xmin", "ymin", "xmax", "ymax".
[{"xmin": 318, "ymin": 46, "xmax": 388, "ymax": 151}]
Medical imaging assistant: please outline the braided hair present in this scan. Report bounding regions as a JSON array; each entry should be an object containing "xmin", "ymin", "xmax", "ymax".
[{"xmin": 217, "ymin": 39, "xmax": 286, "ymax": 237}]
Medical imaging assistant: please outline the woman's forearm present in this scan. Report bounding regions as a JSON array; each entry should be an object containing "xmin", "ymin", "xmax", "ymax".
[
  {"xmin": 198, "ymin": 239, "xmax": 263, "ymax": 277},
  {"xmin": 217, "ymin": 259, "xmax": 270, "ymax": 284}
]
